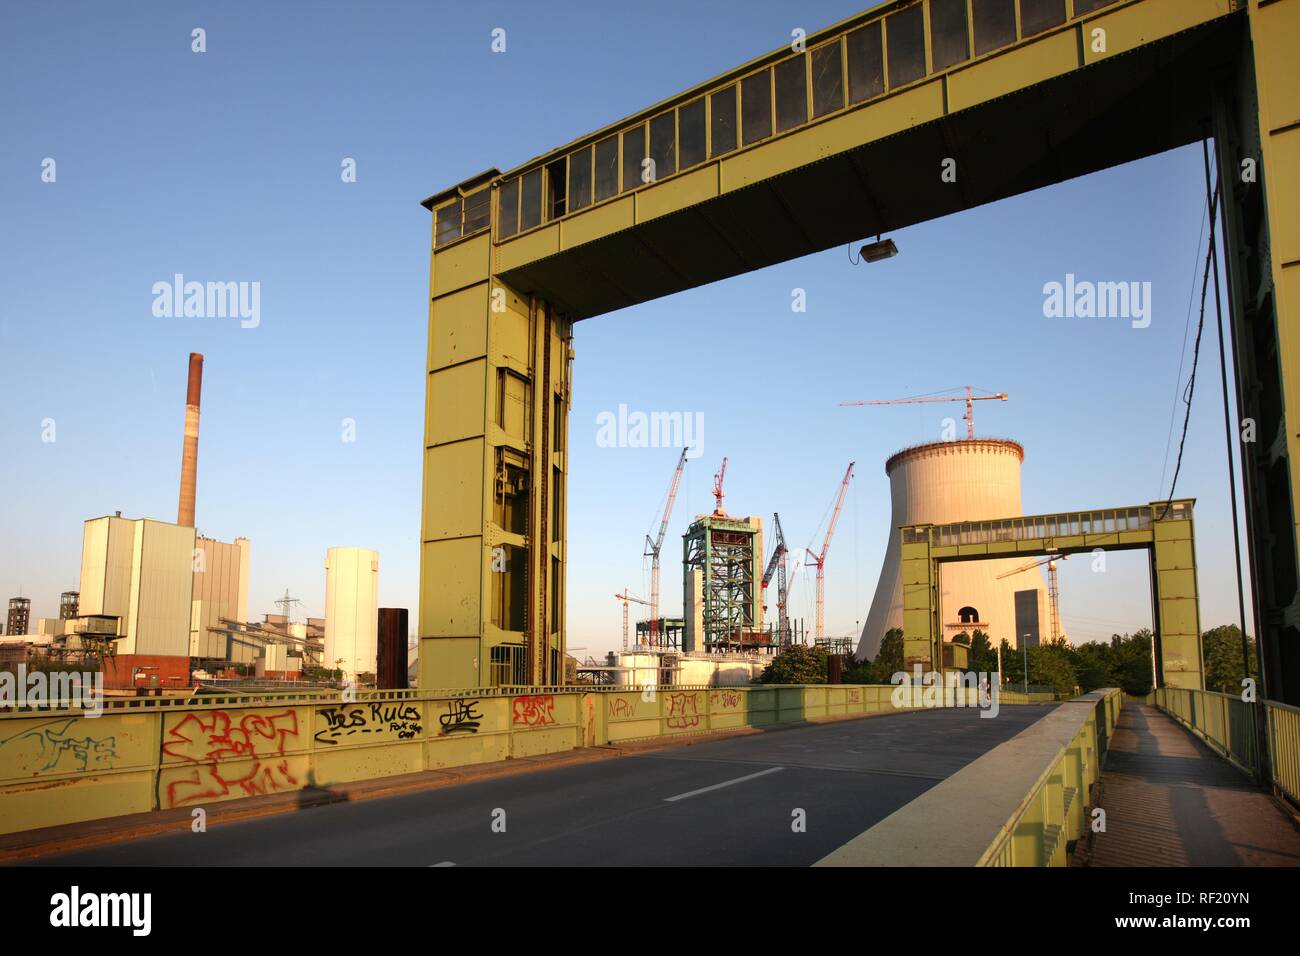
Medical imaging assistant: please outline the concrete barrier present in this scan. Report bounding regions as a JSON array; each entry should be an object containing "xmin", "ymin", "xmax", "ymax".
[
  {"xmin": 0, "ymin": 681, "xmax": 1051, "ymax": 836},
  {"xmin": 816, "ymin": 689, "xmax": 1122, "ymax": 867}
]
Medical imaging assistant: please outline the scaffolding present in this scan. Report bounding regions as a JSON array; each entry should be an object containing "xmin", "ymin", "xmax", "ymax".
[{"xmin": 683, "ymin": 515, "xmax": 763, "ymax": 653}]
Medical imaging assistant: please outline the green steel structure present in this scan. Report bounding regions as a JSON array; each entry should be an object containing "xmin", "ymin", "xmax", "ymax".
[{"xmin": 682, "ymin": 515, "xmax": 765, "ymax": 652}]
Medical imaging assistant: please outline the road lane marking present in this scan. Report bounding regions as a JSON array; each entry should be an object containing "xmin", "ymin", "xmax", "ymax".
[{"xmin": 663, "ymin": 766, "xmax": 784, "ymax": 802}]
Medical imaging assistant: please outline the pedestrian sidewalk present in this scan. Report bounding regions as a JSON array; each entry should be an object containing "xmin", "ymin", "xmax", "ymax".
[{"xmin": 1079, "ymin": 703, "xmax": 1300, "ymax": 866}]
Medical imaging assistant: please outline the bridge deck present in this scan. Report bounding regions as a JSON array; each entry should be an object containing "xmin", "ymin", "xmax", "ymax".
[{"xmin": 1081, "ymin": 704, "xmax": 1300, "ymax": 867}]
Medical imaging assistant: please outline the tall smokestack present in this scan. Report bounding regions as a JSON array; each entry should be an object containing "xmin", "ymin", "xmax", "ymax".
[{"xmin": 177, "ymin": 352, "xmax": 203, "ymax": 527}]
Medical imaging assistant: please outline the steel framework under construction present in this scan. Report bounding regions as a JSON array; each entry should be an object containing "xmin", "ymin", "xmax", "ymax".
[{"xmin": 683, "ymin": 515, "xmax": 764, "ymax": 653}]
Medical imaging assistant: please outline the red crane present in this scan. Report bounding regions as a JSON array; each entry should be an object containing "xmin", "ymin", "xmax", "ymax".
[
  {"xmin": 840, "ymin": 385, "xmax": 1008, "ymax": 439},
  {"xmin": 644, "ymin": 448, "xmax": 688, "ymax": 645},
  {"xmin": 711, "ymin": 456, "xmax": 728, "ymax": 515},
  {"xmin": 806, "ymin": 462, "xmax": 855, "ymax": 643}
]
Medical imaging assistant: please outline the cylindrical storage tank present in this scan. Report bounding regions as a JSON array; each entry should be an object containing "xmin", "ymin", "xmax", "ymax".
[
  {"xmin": 324, "ymin": 547, "xmax": 379, "ymax": 680},
  {"xmin": 857, "ymin": 439, "xmax": 1051, "ymax": 661}
]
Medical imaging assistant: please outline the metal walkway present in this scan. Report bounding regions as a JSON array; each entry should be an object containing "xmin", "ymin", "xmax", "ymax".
[{"xmin": 1080, "ymin": 704, "xmax": 1300, "ymax": 866}]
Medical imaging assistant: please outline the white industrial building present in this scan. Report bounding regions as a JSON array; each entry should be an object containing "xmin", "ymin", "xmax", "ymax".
[
  {"xmin": 857, "ymin": 438, "xmax": 1053, "ymax": 661},
  {"xmin": 324, "ymin": 547, "xmax": 379, "ymax": 680}
]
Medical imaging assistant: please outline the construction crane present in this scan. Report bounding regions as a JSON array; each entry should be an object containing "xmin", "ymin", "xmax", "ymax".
[
  {"xmin": 644, "ymin": 448, "xmax": 688, "ymax": 645},
  {"xmin": 710, "ymin": 456, "xmax": 729, "ymax": 515},
  {"xmin": 614, "ymin": 589, "xmax": 651, "ymax": 651},
  {"xmin": 997, "ymin": 554, "xmax": 1068, "ymax": 645},
  {"xmin": 840, "ymin": 385, "xmax": 1008, "ymax": 439},
  {"xmin": 806, "ymin": 462, "xmax": 855, "ymax": 643},
  {"xmin": 760, "ymin": 512, "xmax": 790, "ymax": 646}
]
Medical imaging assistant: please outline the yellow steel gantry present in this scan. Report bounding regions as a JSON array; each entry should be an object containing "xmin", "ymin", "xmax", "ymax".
[{"xmin": 421, "ymin": 0, "xmax": 1299, "ymax": 699}]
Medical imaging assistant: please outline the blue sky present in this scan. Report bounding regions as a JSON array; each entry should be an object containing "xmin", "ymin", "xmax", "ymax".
[{"xmin": 0, "ymin": 1, "xmax": 1251, "ymax": 655}]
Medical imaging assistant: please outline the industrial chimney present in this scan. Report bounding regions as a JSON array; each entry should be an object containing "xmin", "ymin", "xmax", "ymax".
[{"xmin": 177, "ymin": 352, "xmax": 203, "ymax": 527}]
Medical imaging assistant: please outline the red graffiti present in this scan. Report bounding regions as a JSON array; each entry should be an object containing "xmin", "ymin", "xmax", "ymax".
[
  {"xmin": 512, "ymin": 694, "xmax": 556, "ymax": 727},
  {"xmin": 847, "ymin": 689, "xmax": 862, "ymax": 704},
  {"xmin": 608, "ymin": 698, "xmax": 636, "ymax": 719},
  {"xmin": 162, "ymin": 709, "xmax": 300, "ymax": 808},
  {"xmin": 666, "ymin": 693, "xmax": 702, "ymax": 729},
  {"xmin": 710, "ymin": 690, "xmax": 741, "ymax": 709}
]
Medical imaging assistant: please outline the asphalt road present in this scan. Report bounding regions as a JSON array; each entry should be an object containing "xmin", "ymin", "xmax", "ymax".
[{"xmin": 34, "ymin": 706, "xmax": 1050, "ymax": 866}]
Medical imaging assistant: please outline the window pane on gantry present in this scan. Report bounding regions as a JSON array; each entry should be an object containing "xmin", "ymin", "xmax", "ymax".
[
  {"xmin": 462, "ymin": 188, "xmax": 491, "ymax": 235},
  {"xmin": 929, "ymin": 0, "xmax": 970, "ymax": 70},
  {"xmin": 622, "ymin": 124, "xmax": 646, "ymax": 191},
  {"xmin": 497, "ymin": 178, "xmax": 519, "ymax": 240},
  {"xmin": 568, "ymin": 146, "xmax": 592, "ymax": 212},
  {"xmin": 846, "ymin": 21, "xmax": 884, "ymax": 103},
  {"xmin": 1019, "ymin": 0, "xmax": 1066, "ymax": 38},
  {"xmin": 774, "ymin": 55, "xmax": 808, "ymax": 133},
  {"xmin": 886, "ymin": 4, "xmax": 926, "ymax": 88},
  {"xmin": 649, "ymin": 111, "xmax": 676, "ymax": 181},
  {"xmin": 741, "ymin": 69, "xmax": 772, "ymax": 145},
  {"xmin": 678, "ymin": 98, "xmax": 706, "ymax": 169},
  {"xmin": 811, "ymin": 41, "xmax": 844, "ymax": 118},
  {"xmin": 972, "ymin": 0, "xmax": 1016, "ymax": 56},
  {"xmin": 435, "ymin": 199, "xmax": 461, "ymax": 246},
  {"xmin": 710, "ymin": 85, "xmax": 738, "ymax": 157},
  {"xmin": 594, "ymin": 135, "xmax": 618, "ymax": 202},
  {"xmin": 520, "ymin": 168, "xmax": 542, "ymax": 231}
]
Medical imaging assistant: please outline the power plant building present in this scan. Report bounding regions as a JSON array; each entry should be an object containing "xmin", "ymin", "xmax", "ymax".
[
  {"xmin": 78, "ymin": 514, "xmax": 196, "ymax": 688},
  {"xmin": 857, "ymin": 439, "xmax": 1052, "ymax": 661},
  {"xmin": 189, "ymin": 535, "xmax": 251, "ymax": 658},
  {"xmin": 325, "ymin": 547, "xmax": 379, "ymax": 680}
]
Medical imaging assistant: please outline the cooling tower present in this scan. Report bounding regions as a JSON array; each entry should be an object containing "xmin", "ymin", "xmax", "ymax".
[{"xmin": 857, "ymin": 439, "xmax": 1051, "ymax": 661}]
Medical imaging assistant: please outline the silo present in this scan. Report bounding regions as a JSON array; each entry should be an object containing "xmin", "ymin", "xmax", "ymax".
[
  {"xmin": 324, "ymin": 547, "xmax": 380, "ymax": 680},
  {"xmin": 857, "ymin": 439, "xmax": 1051, "ymax": 662}
]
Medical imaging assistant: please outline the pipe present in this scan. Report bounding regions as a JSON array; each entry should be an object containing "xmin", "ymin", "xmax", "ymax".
[{"xmin": 177, "ymin": 352, "xmax": 203, "ymax": 527}]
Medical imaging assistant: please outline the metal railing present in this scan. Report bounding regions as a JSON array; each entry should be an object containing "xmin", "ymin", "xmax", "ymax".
[{"xmin": 1152, "ymin": 687, "xmax": 1300, "ymax": 809}]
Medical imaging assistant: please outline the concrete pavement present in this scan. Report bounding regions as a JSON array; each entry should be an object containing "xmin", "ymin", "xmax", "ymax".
[{"xmin": 28, "ymin": 705, "xmax": 1051, "ymax": 867}]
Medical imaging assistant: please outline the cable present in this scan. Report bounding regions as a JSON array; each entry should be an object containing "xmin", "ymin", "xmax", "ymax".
[
  {"xmin": 1158, "ymin": 149, "xmax": 1220, "ymax": 521},
  {"xmin": 1158, "ymin": 190, "xmax": 1209, "ymax": 495},
  {"xmin": 1202, "ymin": 138, "xmax": 1253, "ymax": 676}
]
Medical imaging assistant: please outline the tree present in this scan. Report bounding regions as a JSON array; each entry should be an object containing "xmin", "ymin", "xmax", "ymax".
[
  {"xmin": 757, "ymin": 645, "xmax": 827, "ymax": 684},
  {"xmin": 1028, "ymin": 642, "xmax": 1078, "ymax": 697},
  {"xmin": 968, "ymin": 630, "xmax": 998, "ymax": 674},
  {"xmin": 1110, "ymin": 629, "xmax": 1154, "ymax": 696},
  {"xmin": 875, "ymin": 628, "xmax": 904, "ymax": 678},
  {"xmin": 1202, "ymin": 624, "xmax": 1257, "ymax": 694},
  {"xmin": 1071, "ymin": 640, "xmax": 1111, "ymax": 692}
]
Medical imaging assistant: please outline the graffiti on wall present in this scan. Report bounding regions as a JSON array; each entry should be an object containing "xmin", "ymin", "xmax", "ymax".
[
  {"xmin": 0, "ymin": 716, "xmax": 118, "ymax": 775},
  {"xmin": 709, "ymin": 690, "xmax": 741, "ymax": 709},
  {"xmin": 666, "ymin": 692, "xmax": 702, "ymax": 730},
  {"xmin": 607, "ymin": 697, "xmax": 636, "ymax": 719},
  {"xmin": 847, "ymin": 688, "xmax": 861, "ymax": 704},
  {"xmin": 512, "ymin": 695, "xmax": 556, "ymax": 728},
  {"xmin": 161, "ymin": 709, "xmax": 300, "ymax": 808},
  {"xmin": 438, "ymin": 698, "xmax": 482, "ymax": 735},
  {"xmin": 315, "ymin": 702, "xmax": 423, "ymax": 746}
]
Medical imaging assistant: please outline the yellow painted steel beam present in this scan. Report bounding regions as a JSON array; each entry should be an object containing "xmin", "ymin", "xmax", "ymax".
[
  {"xmin": 420, "ymin": 214, "xmax": 571, "ymax": 688},
  {"xmin": 901, "ymin": 502, "xmax": 1202, "ymax": 687}
]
